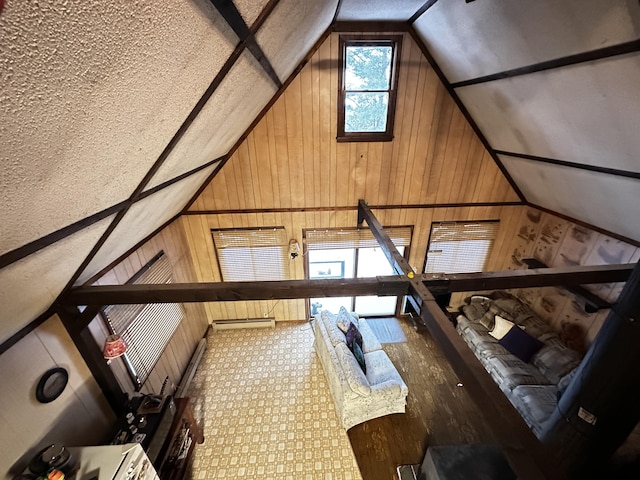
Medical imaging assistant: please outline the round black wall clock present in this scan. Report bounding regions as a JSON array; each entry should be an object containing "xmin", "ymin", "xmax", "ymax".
[{"xmin": 36, "ymin": 367, "xmax": 69, "ymax": 403}]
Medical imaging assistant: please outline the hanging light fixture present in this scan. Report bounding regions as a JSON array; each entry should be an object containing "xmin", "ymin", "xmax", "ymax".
[{"xmin": 103, "ymin": 334, "xmax": 128, "ymax": 364}]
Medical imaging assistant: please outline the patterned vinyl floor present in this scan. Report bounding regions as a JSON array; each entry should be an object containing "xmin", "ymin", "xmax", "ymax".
[{"xmin": 187, "ymin": 321, "xmax": 363, "ymax": 479}]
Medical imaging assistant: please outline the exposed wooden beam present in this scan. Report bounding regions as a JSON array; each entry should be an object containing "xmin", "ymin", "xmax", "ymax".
[
  {"xmin": 64, "ymin": 277, "xmax": 410, "ymax": 306},
  {"xmin": 62, "ymin": 264, "xmax": 634, "ymax": 307},
  {"xmin": 209, "ymin": 0, "xmax": 282, "ymax": 88},
  {"xmin": 57, "ymin": 305, "xmax": 126, "ymax": 415},
  {"xmin": 430, "ymin": 263, "xmax": 634, "ymax": 295},
  {"xmin": 521, "ymin": 259, "xmax": 619, "ymax": 310},
  {"xmin": 357, "ymin": 200, "xmax": 561, "ymax": 479},
  {"xmin": 450, "ymin": 39, "xmax": 640, "ymax": 89},
  {"xmin": 495, "ymin": 150, "xmax": 640, "ymax": 181}
]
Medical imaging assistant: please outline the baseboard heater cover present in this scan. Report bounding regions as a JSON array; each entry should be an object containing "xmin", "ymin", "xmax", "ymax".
[
  {"xmin": 212, "ymin": 317, "xmax": 276, "ymax": 330},
  {"xmin": 175, "ymin": 338, "xmax": 207, "ymax": 398}
]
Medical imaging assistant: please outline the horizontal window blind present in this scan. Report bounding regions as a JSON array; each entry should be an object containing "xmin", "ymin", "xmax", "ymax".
[
  {"xmin": 305, "ymin": 226, "xmax": 412, "ymax": 250},
  {"xmin": 212, "ymin": 227, "xmax": 289, "ymax": 281},
  {"xmin": 102, "ymin": 253, "xmax": 184, "ymax": 389},
  {"xmin": 425, "ymin": 222, "xmax": 499, "ymax": 274}
]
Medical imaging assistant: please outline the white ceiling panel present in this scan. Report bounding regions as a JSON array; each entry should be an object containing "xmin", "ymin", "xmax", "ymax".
[
  {"xmin": 337, "ymin": 0, "xmax": 425, "ymax": 21},
  {"xmin": 0, "ymin": 0, "xmax": 237, "ymax": 256},
  {"xmin": 0, "ymin": 217, "xmax": 113, "ymax": 344},
  {"xmin": 457, "ymin": 53, "xmax": 640, "ymax": 173},
  {"xmin": 77, "ymin": 165, "xmax": 218, "ymax": 285},
  {"xmin": 256, "ymin": 0, "xmax": 338, "ymax": 81},
  {"xmin": 414, "ymin": 0, "xmax": 640, "ymax": 83},
  {"xmin": 500, "ymin": 155, "xmax": 640, "ymax": 243},
  {"xmin": 234, "ymin": 0, "xmax": 271, "ymax": 28},
  {"xmin": 145, "ymin": 52, "xmax": 276, "ymax": 190}
]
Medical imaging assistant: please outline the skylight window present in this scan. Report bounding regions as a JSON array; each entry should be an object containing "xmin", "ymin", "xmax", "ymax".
[{"xmin": 338, "ymin": 35, "xmax": 402, "ymax": 142}]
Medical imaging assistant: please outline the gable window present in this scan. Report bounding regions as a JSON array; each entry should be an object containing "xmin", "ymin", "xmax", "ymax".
[
  {"xmin": 337, "ymin": 35, "xmax": 402, "ymax": 142},
  {"xmin": 211, "ymin": 227, "xmax": 290, "ymax": 281},
  {"xmin": 424, "ymin": 221, "xmax": 499, "ymax": 274}
]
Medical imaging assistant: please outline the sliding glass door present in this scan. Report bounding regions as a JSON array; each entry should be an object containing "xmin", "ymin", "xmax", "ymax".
[{"xmin": 307, "ymin": 243, "xmax": 406, "ymax": 316}]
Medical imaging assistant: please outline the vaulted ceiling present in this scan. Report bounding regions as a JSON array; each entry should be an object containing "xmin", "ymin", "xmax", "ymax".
[{"xmin": 1, "ymin": 0, "xmax": 639, "ymax": 345}]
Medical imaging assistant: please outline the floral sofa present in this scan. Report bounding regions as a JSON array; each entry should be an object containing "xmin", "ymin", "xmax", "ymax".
[
  {"xmin": 313, "ymin": 307, "xmax": 409, "ymax": 430},
  {"xmin": 456, "ymin": 292, "xmax": 582, "ymax": 438}
]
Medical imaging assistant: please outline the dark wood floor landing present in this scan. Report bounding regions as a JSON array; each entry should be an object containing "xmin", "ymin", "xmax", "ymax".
[{"xmin": 348, "ymin": 316, "xmax": 496, "ymax": 480}]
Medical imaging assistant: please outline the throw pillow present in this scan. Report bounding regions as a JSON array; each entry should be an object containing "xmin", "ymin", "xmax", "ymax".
[
  {"xmin": 336, "ymin": 306, "xmax": 353, "ymax": 333},
  {"xmin": 478, "ymin": 311, "xmax": 495, "ymax": 331},
  {"xmin": 345, "ymin": 321, "xmax": 363, "ymax": 351},
  {"xmin": 498, "ymin": 325, "xmax": 544, "ymax": 363},
  {"xmin": 489, "ymin": 315, "xmax": 515, "ymax": 340},
  {"xmin": 351, "ymin": 341, "xmax": 367, "ymax": 374}
]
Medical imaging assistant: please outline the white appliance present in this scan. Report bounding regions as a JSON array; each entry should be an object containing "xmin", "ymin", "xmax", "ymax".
[{"xmin": 68, "ymin": 443, "xmax": 159, "ymax": 480}]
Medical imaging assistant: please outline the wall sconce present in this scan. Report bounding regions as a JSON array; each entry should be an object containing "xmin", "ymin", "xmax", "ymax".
[
  {"xmin": 289, "ymin": 239, "xmax": 300, "ymax": 259},
  {"xmin": 103, "ymin": 334, "xmax": 128, "ymax": 364}
]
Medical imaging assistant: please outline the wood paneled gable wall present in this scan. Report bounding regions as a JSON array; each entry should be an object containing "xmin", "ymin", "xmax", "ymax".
[
  {"xmin": 190, "ymin": 32, "xmax": 520, "ymax": 212},
  {"xmin": 179, "ymin": 31, "xmax": 525, "ymax": 323}
]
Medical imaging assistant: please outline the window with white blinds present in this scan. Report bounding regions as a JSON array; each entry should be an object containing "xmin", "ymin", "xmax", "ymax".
[
  {"xmin": 305, "ymin": 226, "xmax": 412, "ymax": 250},
  {"xmin": 101, "ymin": 252, "xmax": 184, "ymax": 390},
  {"xmin": 211, "ymin": 227, "xmax": 290, "ymax": 281},
  {"xmin": 424, "ymin": 221, "xmax": 499, "ymax": 274}
]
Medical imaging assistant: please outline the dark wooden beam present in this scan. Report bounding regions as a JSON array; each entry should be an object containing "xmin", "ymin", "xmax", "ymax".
[
  {"xmin": 357, "ymin": 200, "xmax": 561, "ymax": 479},
  {"xmin": 57, "ymin": 305, "xmax": 126, "ymax": 415},
  {"xmin": 409, "ymin": 0, "xmax": 439, "ymax": 24},
  {"xmin": 495, "ymin": 150, "xmax": 640, "ymax": 181},
  {"xmin": 430, "ymin": 263, "xmax": 634, "ymax": 295},
  {"xmin": 209, "ymin": 0, "xmax": 282, "ymax": 88},
  {"xmin": 450, "ymin": 39, "xmax": 640, "ymax": 89},
  {"xmin": 521, "ymin": 259, "xmax": 618, "ymax": 311},
  {"xmin": 64, "ymin": 277, "xmax": 410, "ymax": 306},
  {"xmin": 62, "ymin": 264, "xmax": 634, "ymax": 307}
]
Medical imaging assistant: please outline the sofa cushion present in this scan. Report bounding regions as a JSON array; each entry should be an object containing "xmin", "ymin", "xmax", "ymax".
[
  {"xmin": 457, "ymin": 318, "xmax": 506, "ymax": 360},
  {"xmin": 336, "ymin": 306, "xmax": 353, "ymax": 333},
  {"xmin": 335, "ymin": 342, "xmax": 371, "ymax": 397},
  {"xmin": 489, "ymin": 315, "xmax": 515, "ymax": 340},
  {"xmin": 531, "ymin": 345, "xmax": 581, "ymax": 384},
  {"xmin": 498, "ymin": 325, "xmax": 544, "ymax": 363},
  {"xmin": 510, "ymin": 385, "xmax": 559, "ymax": 437},
  {"xmin": 484, "ymin": 355, "xmax": 552, "ymax": 393},
  {"xmin": 320, "ymin": 310, "xmax": 347, "ymax": 347},
  {"xmin": 364, "ymin": 349, "xmax": 407, "ymax": 396}
]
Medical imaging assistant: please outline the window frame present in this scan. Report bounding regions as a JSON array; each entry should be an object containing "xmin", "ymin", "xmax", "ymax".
[
  {"xmin": 211, "ymin": 227, "xmax": 290, "ymax": 282},
  {"xmin": 337, "ymin": 35, "xmax": 403, "ymax": 143},
  {"xmin": 422, "ymin": 220, "xmax": 500, "ymax": 274}
]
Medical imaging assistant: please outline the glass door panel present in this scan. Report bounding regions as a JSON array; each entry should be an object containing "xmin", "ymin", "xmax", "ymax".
[
  {"xmin": 309, "ymin": 248, "xmax": 355, "ymax": 314},
  {"xmin": 353, "ymin": 247, "xmax": 404, "ymax": 316}
]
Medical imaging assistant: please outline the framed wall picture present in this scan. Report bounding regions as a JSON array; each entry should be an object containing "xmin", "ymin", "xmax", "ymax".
[{"xmin": 309, "ymin": 261, "xmax": 345, "ymax": 279}]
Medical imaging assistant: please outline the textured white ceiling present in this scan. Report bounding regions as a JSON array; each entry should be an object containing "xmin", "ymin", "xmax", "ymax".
[
  {"xmin": 337, "ymin": 0, "xmax": 425, "ymax": 21},
  {"xmin": 77, "ymin": 165, "xmax": 218, "ymax": 285},
  {"xmin": 255, "ymin": 0, "xmax": 338, "ymax": 81},
  {"xmin": 414, "ymin": 0, "xmax": 640, "ymax": 83},
  {"xmin": 145, "ymin": 52, "xmax": 276, "ymax": 190},
  {"xmin": 0, "ymin": 0, "xmax": 237, "ymax": 256},
  {"xmin": 234, "ymin": 0, "xmax": 271, "ymax": 28},
  {"xmin": 457, "ymin": 53, "xmax": 640, "ymax": 172},
  {"xmin": 501, "ymin": 155, "xmax": 640, "ymax": 243},
  {"xmin": 0, "ymin": 216, "xmax": 113, "ymax": 343}
]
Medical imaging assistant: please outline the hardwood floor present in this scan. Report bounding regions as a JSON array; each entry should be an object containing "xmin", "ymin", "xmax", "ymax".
[{"xmin": 348, "ymin": 315, "xmax": 496, "ymax": 480}]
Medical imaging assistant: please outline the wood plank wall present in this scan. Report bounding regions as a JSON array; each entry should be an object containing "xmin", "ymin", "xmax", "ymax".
[
  {"xmin": 184, "ymin": 31, "xmax": 523, "ymax": 323},
  {"xmin": 87, "ymin": 218, "xmax": 209, "ymax": 396}
]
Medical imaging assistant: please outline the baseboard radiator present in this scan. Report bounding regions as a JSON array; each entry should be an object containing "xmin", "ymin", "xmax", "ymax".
[
  {"xmin": 212, "ymin": 317, "xmax": 276, "ymax": 330},
  {"xmin": 175, "ymin": 338, "xmax": 207, "ymax": 398}
]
